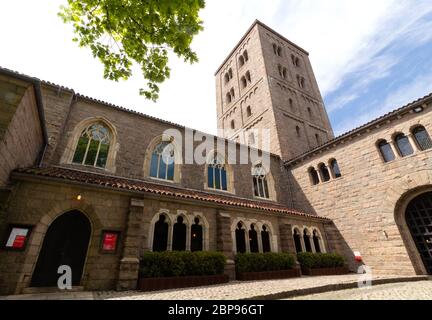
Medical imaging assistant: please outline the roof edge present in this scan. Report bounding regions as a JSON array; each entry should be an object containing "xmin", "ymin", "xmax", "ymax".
[
  {"xmin": 284, "ymin": 92, "xmax": 432, "ymax": 167},
  {"xmin": 214, "ymin": 20, "xmax": 309, "ymax": 76}
]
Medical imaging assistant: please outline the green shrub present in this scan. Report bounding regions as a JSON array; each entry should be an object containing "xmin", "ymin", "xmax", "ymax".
[
  {"xmin": 297, "ymin": 252, "xmax": 345, "ymax": 269},
  {"xmin": 235, "ymin": 252, "xmax": 295, "ymax": 273},
  {"xmin": 139, "ymin": 251, "xmax": 226, "ymax": 278}
]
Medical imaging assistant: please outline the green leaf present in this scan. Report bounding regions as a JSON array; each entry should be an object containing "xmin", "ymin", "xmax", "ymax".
[{"xmin": 59, "ymin": 0, "xmax": 205, "ymax": 102}]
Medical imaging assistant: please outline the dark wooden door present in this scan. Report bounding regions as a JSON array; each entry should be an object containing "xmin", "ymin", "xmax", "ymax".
[
  {"xmin": 406, "ymin": 192, "xmax": 432, "ymax": 274},
  {"xmin": 31, "ymin": 211, "xmax": 91, "ymax": 287}
]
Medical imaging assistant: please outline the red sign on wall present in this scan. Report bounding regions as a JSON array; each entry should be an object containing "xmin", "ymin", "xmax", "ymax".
[
  {"xmin": 12, "ymin": 235, "xmax": 26, "ymax": 249},
  {"xmin": 102, "ymin": 232, "xmax": 118, "ymax": 252}
]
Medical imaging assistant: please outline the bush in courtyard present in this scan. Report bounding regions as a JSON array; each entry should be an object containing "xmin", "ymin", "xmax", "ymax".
[
  {"xmin": 139, "ymin": 251, "xmax": 226, "ymax": 278},
  {"xmin": 297, "ymin": 252, "xmax": 345, "ymax": 269},
  {"xmin": 235, "ymin": 252, "xmax": 295, "ymax": 273}
]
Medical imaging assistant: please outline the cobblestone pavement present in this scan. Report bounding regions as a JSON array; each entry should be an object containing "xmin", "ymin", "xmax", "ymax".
[
  {"xmin": 0, "ymin": 275, "xmax": 427, "ymax": 300},
  {"xmin": 289, "ymin": 281, "xmax": 432, "ymax": 300}
]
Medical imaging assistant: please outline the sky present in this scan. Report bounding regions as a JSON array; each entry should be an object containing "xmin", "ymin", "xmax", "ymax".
[{"xmin": 1, "ymin": 0, "xmax": 432, "ymax": 137}]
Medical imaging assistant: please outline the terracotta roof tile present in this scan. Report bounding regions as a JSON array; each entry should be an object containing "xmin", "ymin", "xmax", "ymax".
[{"xmin": 12, "ymin": 166, "xmax": 330, "ymax": 221}]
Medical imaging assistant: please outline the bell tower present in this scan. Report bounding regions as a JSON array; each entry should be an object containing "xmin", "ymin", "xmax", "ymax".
[{"xmin": 215, "ymin": 20, "xmax": 334, "ymax": 160}]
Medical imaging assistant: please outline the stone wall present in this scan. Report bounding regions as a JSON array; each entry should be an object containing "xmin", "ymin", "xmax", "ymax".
[
  {"xmin": 288, "ymin": 103, "xmax": 432, "ymax": 275},
  {"xmin": 0, "ymin": 76, "xmax": 44, "ymax": 187}
]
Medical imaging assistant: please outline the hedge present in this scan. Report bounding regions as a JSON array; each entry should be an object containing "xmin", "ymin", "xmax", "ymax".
[
  {"xmin": 235, "ymin": 253, "xmax": 296, "ymax": 273},
  {"xmin": 297, "ymin": 252, "xmax": 345, "ymax": 269},
  {"xmin": 139, "ymin": 251, "xmax": 226, "ymax": 278}
]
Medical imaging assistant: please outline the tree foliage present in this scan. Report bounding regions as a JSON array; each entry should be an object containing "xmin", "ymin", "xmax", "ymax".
[{"xmin": 59, "ymin": 0, "xmax": 205, "ymax": 101}]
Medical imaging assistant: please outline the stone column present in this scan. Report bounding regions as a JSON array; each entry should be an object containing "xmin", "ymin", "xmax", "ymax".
[
  {"xmin": 217, "ymin": 212, "xmax": 235, "ymax": 280},
  {"xmin": 117, "ymin": 198, "xmax": 144, "ymax": 291},
  {"xmin": 279, "ymin": 222, "xmax": 295, "ymax": 253}
]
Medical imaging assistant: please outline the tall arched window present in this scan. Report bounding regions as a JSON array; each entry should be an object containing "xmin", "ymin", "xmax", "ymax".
[
  {"xmin": 152, "ymin": 215, "xmax": 169, "ymax": 252},
  {"xmin": 150, "ymin": 141, "xmax": 175, "ymax": 181},
  {"xmin": 241, "ymin": 76, "xmax": 247, "ymax": 88},
  {"xmin": 309, "ymin": 167, "xmax": 320, "ymax": 185},
  {"xmin": 207, "ymin": 153, "xmax": 228, "ymax": 191},
  {"xmin": 246, "ymin": 71, "xmax": 251, "ymax": 83},
  {"xmin": 243, "ymin": 50, "xmax": 249, "ymax": 62},
  {"xmin": 318, "ymin": 163, "xmax": 331, "ymax": 182},
  {"xmin": 235, "ymin": 222, "xmax": 246, "ymax": 253},
  {"xmin": 72, "ymin": 122, "xmax": 111, "ymax": 168},
  {"xmin": 293, "ymin": 228, "xmax": 303, "ymax": 253},
  {"xmin": 330, "ymin": 159, "xmax": 342, "ymax": 178},
  {"xmin": 249, "ymin": 225, "xmax": 259, "ymax": 253},
  {"xmin": 246, "ymin": 106, "xmax": 252, "ymax": 117},
  {"xmin": 303, "ymin": 229, "xmax": 312, "ymax": 252},
  {"xmin": 313, "ymin": 230, "xmax": 321, "ymax": 253},
  {"xmin": 378, "ymin": 140, "xmax": 395, "ymax": 162},
  {"xmin": 172, "ymin": 216, "xmax": 186, "ymax": 251},
  {"xmin": 261, "ymin": 225, "xmax": 271, "ymax": 253},
  {"xmin": 226, "ymin": 92, "xmax": 232, "ymax": 104},
  {"xmin": 239, "ymin": 55, "xmax": 245, "ymax": 67},
  {"xmin": 252, "ymin": 163, "xmax": 269, "ymax": 199},
  {"xmin": 412, "ymin": 126, "xmax": 432, "ymax": 151},
  {"xmin": 191, "ymin": 217, "xmax": 203, "ymax": 252},
  {"xmin": 394, "ymin": 133, "xmax": 414, "ymax": 157}
]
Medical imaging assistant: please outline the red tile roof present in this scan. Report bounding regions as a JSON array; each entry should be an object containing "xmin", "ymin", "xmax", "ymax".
[{"xmin": 13, "ymin": 166, "xmax": 330, "ymax": 221}]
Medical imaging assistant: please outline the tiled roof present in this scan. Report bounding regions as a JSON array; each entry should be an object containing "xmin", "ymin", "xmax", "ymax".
[{"xmin": 12, "ymin": 166, "xmax": 330, "ymax": 221}]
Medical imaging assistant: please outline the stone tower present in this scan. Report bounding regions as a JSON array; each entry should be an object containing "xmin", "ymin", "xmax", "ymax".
[{"xmin": 215, "ymin": 20, "xmax": 334, "ymax": 160}]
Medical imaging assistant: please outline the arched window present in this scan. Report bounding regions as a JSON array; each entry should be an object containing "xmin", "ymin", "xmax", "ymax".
[
  {"xmin": 72, "ymin": 122, "xmax": 111, "ymax": 168},
  {"xmin": 226, "ymin": 92, "xmax": 232, "ymax": 104},
  {"xmin": 246, "ymin": 106, "xmax": 252, "ymax": 117},
  {"xmin": 292, "ymin": 55, "xmax": 300, "ymax": 67},
  {"xmin": 313, "ymin": 230, "xmax": 321, "ymax": 253},
  {"xmin": 230, "ymin": 120, "xmax": 235, "ymax": 130},
  {"xmin": 239, "ymin": 55, "xmax": 245, "ymax": 67},
  {"xmin": 330, "ymin": 159, "xmax": 342, "ymax": 178},
  {"xmin": 309, "ymin": 167, "xmax": 320, "ymax": 185},
  {"xmin": 207, "ymin": 153, "xmax": 228, "ymax": 191},
  {"xmin": 150, "ymin": 141, "xmax": 175, "ymax": 181},
  {"xmin": 378, "ymin": 140, "xmax": 395, "ymax": 162},
  {"xmin": 191, "ymin": 217, "xmax": 203, "ymax": 252},
  {"xmin": 230, "ymin": 88, "xmax": 235, "ymax": 99},
  {"xmin": 308, "ymin": 107, "xmax": 312, "ymax": 118},
  {"xmin": 318, "ymin": 163, "xmax": 331, "ymax": 182},
  {"xmin": 289, "ymin": 98, "xmax": 294, "ymax": 111},
  {"xmin": 315, "ymin": 133, "xmax": 321, "ymax": 145},
  {"xmin": 241, "ymin": 76, "xmax": 247, "ymax": 88},
  {"xmin": 394, "ymin": 133, "xmax": 414, "ymax": 157},
  {"xmin": 246, "ymin": 71, "xmax": 251, "ymax": 83},
  {"xmin": 236, "ymin": 222, "xmax": 246, "ymax": 253},
  {"xmin": 296, "ymin": 126, "xmax": 301, "ymax": 137},
  {"xmin": 152, "ymin": 215, "xmax": 169, "ymax": 252},
  {"xmin": 252, "ymin": 163, "xmax": 269, "ymax": 199},
  {"xmin": 261, "ymin": 225, "xmax": 271, "ymax": 253},
  {"xmin": 293, "ymin": 228, "xmax": 303, "ymax": 253},
  {"xmin": 298, "ymin": 76, "xmax": 305, "ymax": 88},
  {"xmin": 303, "ymin": 229, "xmax": 312, "ymax": 252},
  {"xmin": 228, "ymin": 68, "xmax": 233, "ymax": 79},
  {"xmin": 277, "ymin": 46, "xmax": 282, "ymax": 57},
  {"xmin": 243, "ymin": 50, "xmax": 249, "ymax": 62},
  {"xmin": 249, "ymin": 225, "xmax": 259, "ymax": 253},
  {"xmin": 273, "ymin": 43, "xmax": 278, "ymax": 55},
  {"xmin": 224, "ymin": 73, "xmax": 230, "ymax": 84},
  {"xmin": 172, "ymin": 216, "xmax": 187, "ymax": 251},
  {"xmin": 412, "ymin": 126, "xmax": 432, "ymax": 151}
]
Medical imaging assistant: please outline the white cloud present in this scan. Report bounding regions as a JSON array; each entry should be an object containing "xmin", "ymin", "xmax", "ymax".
[{"xmin": 333, "ymin": 72, "xmax": 432, "ymax": 136}]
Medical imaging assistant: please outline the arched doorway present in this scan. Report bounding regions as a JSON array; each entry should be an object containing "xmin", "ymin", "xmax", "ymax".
[
  {"xmin": 31, "ymin": 211, "xmax": 91, "ymax": 287},
  {"xmin": 406, "ymin": 192, "xmax": 432, "ymax": 274}
]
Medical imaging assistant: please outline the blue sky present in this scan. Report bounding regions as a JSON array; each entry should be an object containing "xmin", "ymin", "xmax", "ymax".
[{"xmin": 1, "ymin": 0, "xmax": 432, "ymax": 137}]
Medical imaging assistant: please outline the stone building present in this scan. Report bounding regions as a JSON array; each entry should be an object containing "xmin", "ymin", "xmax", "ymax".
[{"xmin": 0, "ymin": 20, "xmax": 431, "ymax": 295}]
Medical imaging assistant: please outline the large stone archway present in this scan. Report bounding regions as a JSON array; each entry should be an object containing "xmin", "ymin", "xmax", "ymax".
[
  {"xmin": 15, "ymin": 200, "xmax": 102, "ymax": 294},
  {"xmin": 387, "ymin": 170, "xmax": 432, "ymax": 275}
]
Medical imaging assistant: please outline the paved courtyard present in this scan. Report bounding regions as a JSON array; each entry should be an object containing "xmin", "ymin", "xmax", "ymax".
[
  {"xmin": 0, "ymin": 274, "xmax": 429, "ymax": 300},
  {"xmin": 289, "ymin": 280, "xmax": 432, "ymax": 300}
]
